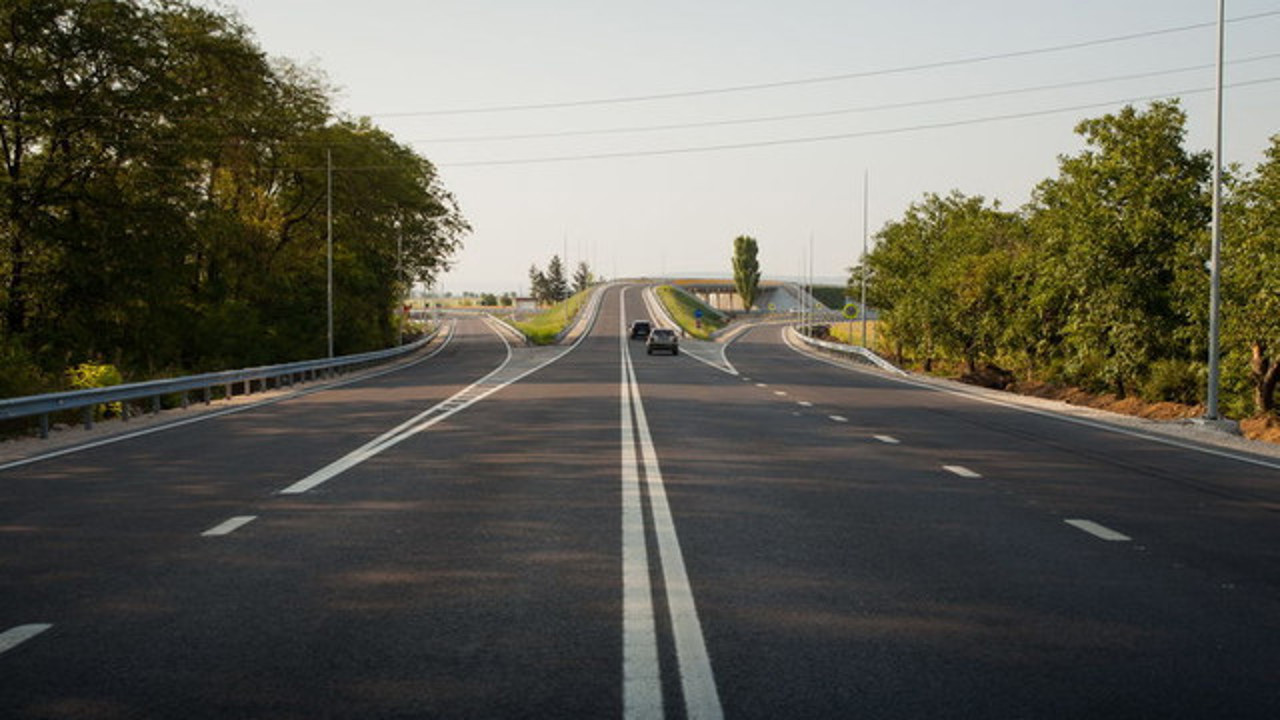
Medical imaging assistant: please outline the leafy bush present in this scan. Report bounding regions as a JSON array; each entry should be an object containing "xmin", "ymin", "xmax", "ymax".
[
  {"xmin": 66, "ymin": 362, "xmax": 124, "ymax": 419},
  {"xmin": 1139, "ymin": 359, "xmax": 1203, "ymax": 405}
]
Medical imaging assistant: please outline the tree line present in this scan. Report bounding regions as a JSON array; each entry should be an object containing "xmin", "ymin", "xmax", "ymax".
[
  {"xmin": 528, "ymin": 255, "xmax": 592, "ymax": 306},
  {"xmin": 1, "ymin": 0, "xmax": 467, "ymax": 398},
  {"xmin": 856, "ymin": 100, "xmax": 1280, "ymax": 418}
]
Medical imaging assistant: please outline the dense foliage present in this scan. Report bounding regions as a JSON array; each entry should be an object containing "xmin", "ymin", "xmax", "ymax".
[
  {"xmin": 0, "ymin": 0, "xmax": 467, "ymax": 398},
  {"xmin": 858, "ymin": 101, "xmax": 1279, "ymax": 417}
]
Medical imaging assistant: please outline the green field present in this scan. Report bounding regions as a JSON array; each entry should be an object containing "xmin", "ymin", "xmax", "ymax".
[
  {"xmin": 512, "ymin": 289, "xmax": 590, "ymax": 345},
  {"xmin": 655, "ymin": 286, "xmax": 727, "ymax": 340}
]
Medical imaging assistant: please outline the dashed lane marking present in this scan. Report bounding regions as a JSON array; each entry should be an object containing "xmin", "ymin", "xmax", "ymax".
[
  {"xmin": 797, "ymin": 401, "xmax": 813, "ymax": 407},
  {"xmin": 1065, "ymin": 519, "xmax": 1132, "ymax": 542},
  {"xmin": 942, "ymin": 465, "xmax": 982, "ymax": 478},
  {"xmin": 201, "ymin": 515, "xmax": 258, "ymax": 537},
  {"xmin": 829, "ymin": 415, "xmax": 849, "ymax": 423},
  {"xmin": 0, "ymin": 624, "xmax": 52, "ymax": 656},
  {"xmin": 874, "ymin": 435, "xmax": 900, "ymax": 444}
]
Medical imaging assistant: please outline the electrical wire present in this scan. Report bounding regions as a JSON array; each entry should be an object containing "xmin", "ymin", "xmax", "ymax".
[
  {"xmin": 411, "ymin": 53, "xmax": 1280, "ymax": 144},
  {"xmin": 433, "ymin": 76, "xmax": 1280, "ymax": 168},
  {"xmin": 371, "ymin": 10, "xmax": 1280, "ymax": 118}
]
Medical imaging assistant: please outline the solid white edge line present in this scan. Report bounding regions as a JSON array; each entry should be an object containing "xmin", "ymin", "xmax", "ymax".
[
  {"xmin": 619, "ymin": 289, "xmax": 664, "ymax": 720},
  {"xmin": 781, "ymin": 325, "xmax": 1280, "ymax": 472},
  {"xmin": 0, "ymin": 321, "xmax": 462, "ymax": 474},
  {"xmin": 278, "ymin": 284, "xmax": 612, "ymax": 495},
  {"xmin": 0, "ymin": 623, "xmax": 53, "ymax": 655},
  {"xmin": 942, "ymin": 464, "xmax": 983, "ymax": 478},
  {"xmin": 279, "ymin": 322, "xmax": 516, "ymax": 495},
  {"xmin": 1065, "ymin": 519, "xmax": 1133, "ymax": 542},
  {"xmin": 201, "ymin": 515, "xmax": 258, "ymax": 537},
  {"xmin": 625, "ymin": 302, "xmax": 724, "ymax": 719}
]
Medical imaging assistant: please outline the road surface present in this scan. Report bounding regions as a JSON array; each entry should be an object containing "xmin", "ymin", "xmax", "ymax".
[{"xmin": 2, "ymin": 284, "xmax": 1279, "ymax": 718}]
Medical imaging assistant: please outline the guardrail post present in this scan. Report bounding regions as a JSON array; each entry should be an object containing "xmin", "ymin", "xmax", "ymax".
[
  {"xmin": 203, "ymin": 387, "xmax": 211, "ymax": 404},
  {"xmin": 40, "ymin": 414, "xmax": 49, "ymax": 439},
  {"xmin": 225, "ymin": 383, "xmax": 233, "ymax": 400},
  {"xmin": 82, "ymin": 406, "xmax": 93, "ymax": 431},
  {"xmin": 122, "ymin": 403, "xmax": 130, "ymax": 422},
  {"xmin": 152, "ymin": 395, "xmax": 161, "ymax": 414},
  {"xmin": 180, "ymin": 391, "xmax": 189, "ymax": 409}
]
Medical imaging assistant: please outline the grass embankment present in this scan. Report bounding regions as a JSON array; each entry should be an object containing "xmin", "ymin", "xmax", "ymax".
[
  {"xmin": 655, "ymin": 286, "xmax": 727, "ymax": 340},
  {"xmin": 512, "ymin": 289, "xmax": 589, "ymax": 345}
]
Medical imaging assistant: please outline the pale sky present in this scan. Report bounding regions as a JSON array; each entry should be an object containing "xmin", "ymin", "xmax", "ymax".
[{"xmin": 209, "ymin": 0, "xmax": 1280, "ymax": 293}]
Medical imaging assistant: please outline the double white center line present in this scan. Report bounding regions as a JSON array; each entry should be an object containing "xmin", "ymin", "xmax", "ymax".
[{"xmin": 620, "ymin": 290, "xmax": 723, "ymax": 720}]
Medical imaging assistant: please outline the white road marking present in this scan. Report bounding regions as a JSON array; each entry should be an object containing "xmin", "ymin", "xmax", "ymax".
[
  {"xmin": 942, "ymin": 465, "xmax": 982, "ymax": 478},
  {"xmin": 773, "ymin": 390, "xmax": 788, "ymax": 397},
  {"xmin": 755, "ymin": 382, "xmax": 768, "ymax": 388},
  {"xmin": 781, "ymin": 330, "xmax": 1280, "ymax": 473},
  {"xmin": 278, "ymin": 290, "xmax": 615, "ymax": 496},
  {"xmin": 0, "ymin": 323, "xmax": 461, "ymax": 474},
  {"xmin": 620, "ymin": 304, "xmax": 662, "ymax": 719},
  {"xmin": 874, "ymin": 435, "xmax": 900, "ymax": 444},
  {"xmin": 1065, "ymin": 519, "xmax": 1132, "ymax": 542},
  {"xmin": 0, "ymin": 624, "xmax": 52, "ymax": 655},
  {"xmin": 620, "ymin": 288, "xmax": 723, "ymax": 720},
  {"xmin": 201, "ymin": 515, "xmax": 258, "ymax": 537},
  {"xmin": 829, "ymin": 415, "xmax": 849, "ymax": 423},
  {"xmin": 797, "ymin": 401, "xmax": 813, "ymax": 407}
]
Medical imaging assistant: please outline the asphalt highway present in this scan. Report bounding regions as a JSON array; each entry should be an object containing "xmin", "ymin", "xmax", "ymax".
[{"xmin": 2, "ymin": 285, "xmax": 1279, "ymax": 718}]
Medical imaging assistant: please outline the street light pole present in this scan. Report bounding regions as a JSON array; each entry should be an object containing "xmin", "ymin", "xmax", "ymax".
[
  {"xmin": 861, "ymin": 169, "xmax": 869, "ymax": 348},
  {"xmin": 397, "ymin": 222, "xmax": 404, "ymax": 347},
  {"xmin": 326, "ymin": 147, "xmax": 334, "ymax": 359},
  {"xmin": 1207, "ymin": 0, "xmax": 1225, "ymax": 419}
]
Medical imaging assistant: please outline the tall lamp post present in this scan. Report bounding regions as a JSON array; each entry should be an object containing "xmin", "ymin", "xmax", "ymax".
[
  {"xmin": 326, "ymin": 147, "xmax": 334, "ymax": 359},
  {"xmin": 861, "ymin": 169, "xmax": 869, "ymax": 348},
  {"xmin": 1206, "ymin": 0, "xmax": 1225, "ymax": 419}
]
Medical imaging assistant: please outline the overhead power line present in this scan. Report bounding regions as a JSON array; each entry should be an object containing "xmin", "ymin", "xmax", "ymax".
[
  {"xmin": 412, "ymin": 53, "xmax": 1280, "ymax": 144},
  {"xmin": 373, "ymin": 10, "xmax": 1280, "ymax": 118},
  {"xmin": 433, "ymin": 76, "xmax": 1280, "ymax": 168}
]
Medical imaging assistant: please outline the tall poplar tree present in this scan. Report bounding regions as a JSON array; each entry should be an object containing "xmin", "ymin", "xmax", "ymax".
[{"xmin": 732, "ymin": 235, "xmax": 761, "ymax": 311}]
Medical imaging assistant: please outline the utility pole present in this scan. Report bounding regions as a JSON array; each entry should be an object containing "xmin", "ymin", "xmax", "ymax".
[
  {"xmin": 326, "ymin": 147, "xmax": 334, "ymax": 359},
  {"xmin": 1206, "ymin": 0, "xmax": 1225, "ymax": 419}
]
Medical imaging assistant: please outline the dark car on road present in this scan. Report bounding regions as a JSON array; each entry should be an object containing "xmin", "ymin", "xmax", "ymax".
[
  {"xmin": 629, "ymin": 320, "xmax": 651, "ymax": 339},
  {"xmin": 646, "ymin": 328, "xmax": 679, "ymax": 355}
]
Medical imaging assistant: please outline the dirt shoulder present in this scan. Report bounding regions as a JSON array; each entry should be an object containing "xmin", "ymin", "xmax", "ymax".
[{"xmin": 1007, "ymin": 380, "xmax": 1280, "ymax": 446}]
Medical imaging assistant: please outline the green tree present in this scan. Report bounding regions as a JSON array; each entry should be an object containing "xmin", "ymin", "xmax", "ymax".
[
  {"xmin": 0, "ymin": 0, "xmax": 466, "ymax": 395},
  {"xmin": 545, "ymin": 254, "xmax": 568, "ymax": 302},
  {"xmin": 862, "ymin": 192, "xmax": 1026, "ymax": 373},
  {"xmin": 1224, "ymin": 134, "xmax": 1280, "ymax": 414},
  {"xmin": 573, "ymin": 260, "xmax": 592, "ymax": 294},
  {"xmin": 529, "ymin": 265, "xmax": 549, "ymax": 304},
  {"xmin": 732, "ymin": 235, "xmax": 761, "ymax": 311},
  {"xmin": 1027, "ymin": 100, "xmax": 1210, "ymax": 396}
]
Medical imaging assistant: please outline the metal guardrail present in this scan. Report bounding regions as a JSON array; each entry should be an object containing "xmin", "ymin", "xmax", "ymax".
[
  {"xmin": 789, "ymin": 326, "xmax": 907, "ymax": 376},
  {"xmin": 0, "ymin": 327, "xmax": 442, "ymax": 439}
]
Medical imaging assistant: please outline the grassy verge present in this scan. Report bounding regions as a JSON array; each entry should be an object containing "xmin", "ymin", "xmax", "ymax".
[
  {"xmin": 826, "ymin": 319, "xmax": 883, "ymax": 350},
  {"xmin": 655, "ymin": 285, "xmax": 727, "ymax": 340},
  {"xmin": 512, "ymin": 289, "xmax": 589, "ymax": 345}
]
